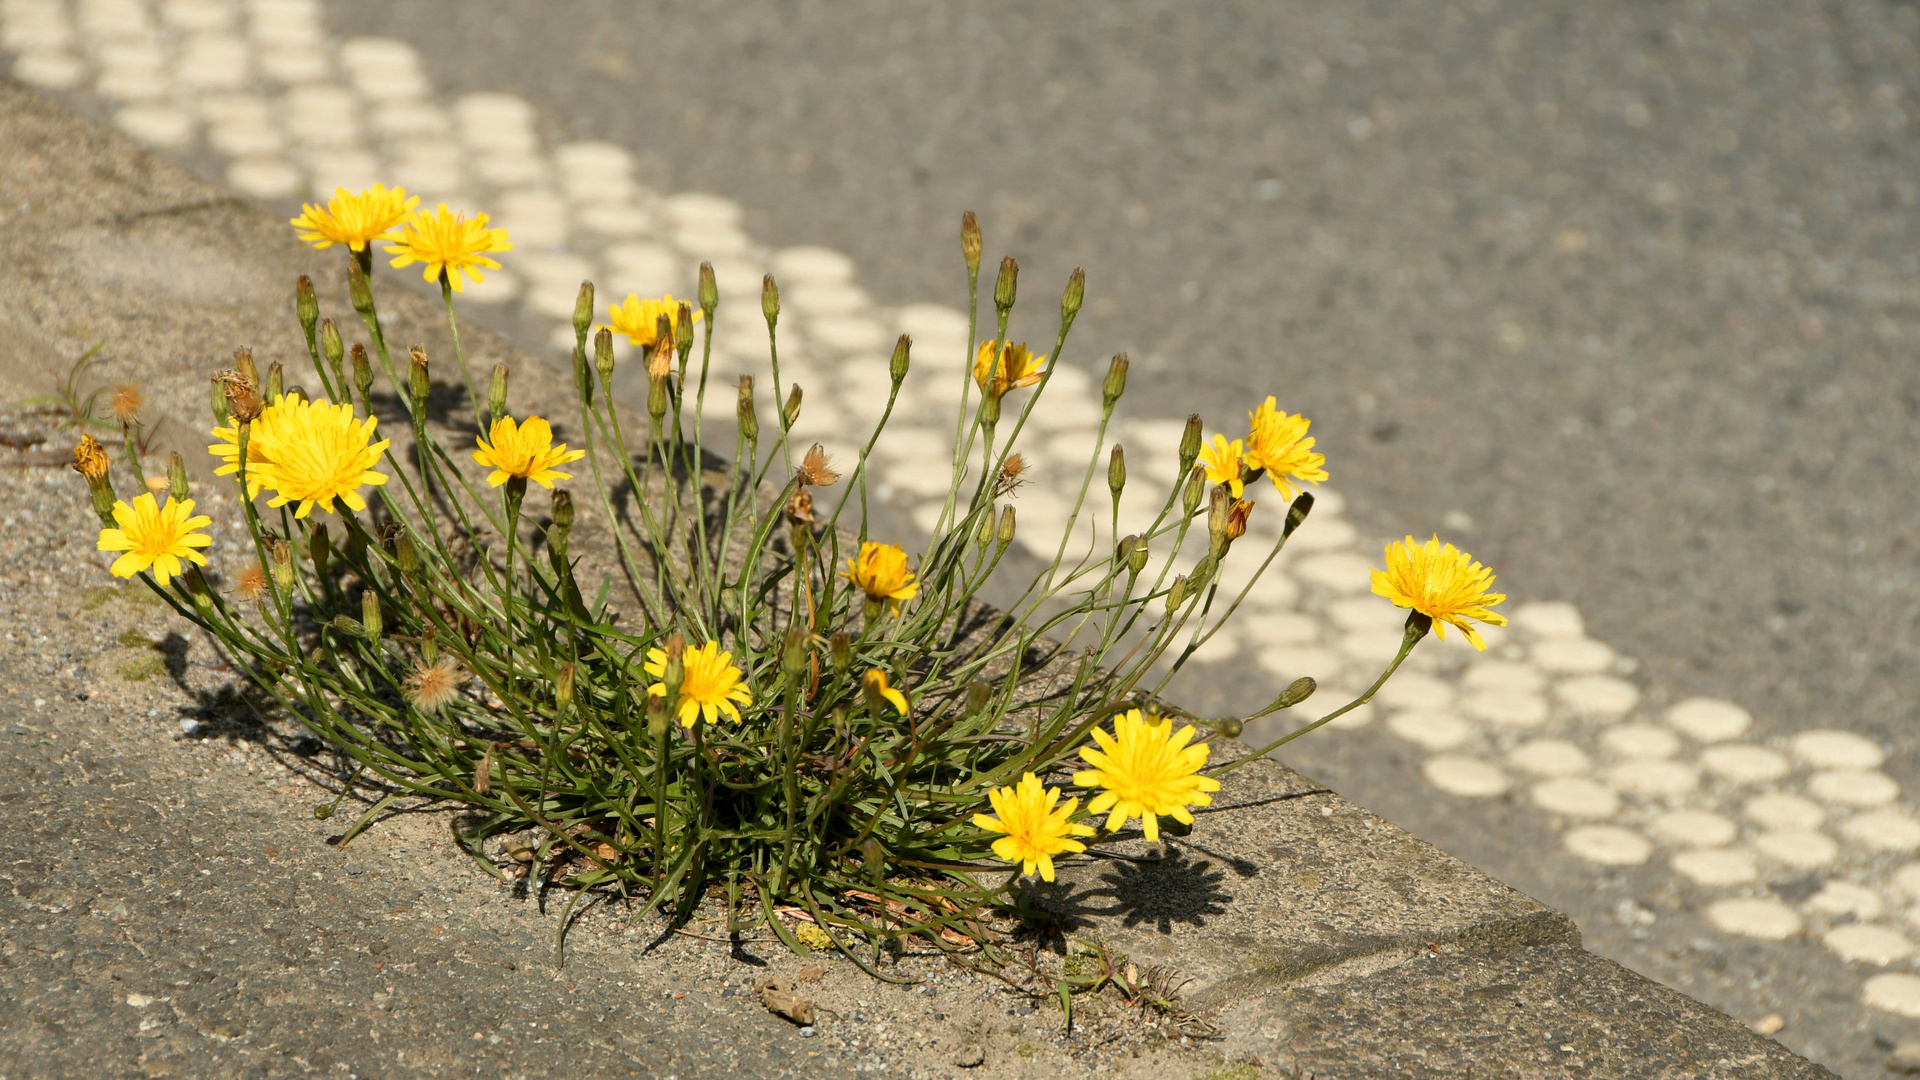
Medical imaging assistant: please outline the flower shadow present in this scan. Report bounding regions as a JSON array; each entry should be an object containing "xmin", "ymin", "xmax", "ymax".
[{"xmin": 1039, "ymin": 845, "xmax": 1234, "ymax": 935}]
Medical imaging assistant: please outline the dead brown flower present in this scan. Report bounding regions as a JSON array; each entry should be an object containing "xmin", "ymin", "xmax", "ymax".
[
  {"xmin": 234, "ymin": 561, "xmax": 270, "ymax": 603},
  {"xmin": 995, "ymin": 452, "xmax": 1030, "ymax": 496},
  {"xmin": 786, "ymin": 489, "xmax": 814, "ymax": 526},
  {"xmin": 797, "ymin": 443, "xmax": 839, "ymax": 487},
  {"xmin": 109, "ymin": 384, "xmax": 145, "ymax": 425},
  {"xmin": 218, "ymin": 370, "xmax": 262, "ymax": 423},
  {"xmin": 1225, "ymin": 498, "xmax": 1254, "ymax": 541}
]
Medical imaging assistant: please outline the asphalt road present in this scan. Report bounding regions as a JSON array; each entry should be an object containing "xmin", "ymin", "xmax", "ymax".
[{"xmin": 12, "ymin": 0, "xmax": 1920, "ymax": 1073}]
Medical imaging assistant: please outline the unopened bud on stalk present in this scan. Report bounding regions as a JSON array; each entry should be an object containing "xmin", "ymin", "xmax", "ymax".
[
  {"xmin": 1062, "ymin": 267, "xmax": 1085, "ymax": 326},
  {"xmin": 996, "ymin": 504, "xmax": 1017, "ymax": 553},
  {"xmin": 993, "ymin": 256, "xmax": 1018, "ymax": 313},
  {"xmin": 1167, "ymin": 574, "xmax": 1190, "ymax": 611},
  {"xmin": 264, "ymin": 361, "xmax": 283, "ymax": 403},
  {"xmin": 829, "ymin": 632, "xmax": 851, "ymax": 675},
  {"xmin": 408, "ymin": 346, "xmax": 430, "ymax": 405},
  {"xmin": 296, "ymin": 274, "xmax": 319, "ymax": 335},
  {"xmin": 782, "ymin": 623, "xmax": 811, "ymax": 679},
  {"xmin": 889, "ymin": 334, "xmax": 911, "ymax": 384},
  {"xmin": 488, "ymin": 363, "xmax": 509, "ymax": 423},
  {"xmin": 961, "ymin": 211, "xmax": 982, "ymax": 275},
  {"xmin": 783, "ymin": 384, "xmax": 803, "ymax": 428},
  {"xmin": 1108, "ymin": 444, "xmax": 1126, "ymax": 499},
  {"xmin": 309, "ymin": 523, "xmax": 331, "ymax": 577},
  {"xmin": 1183, "ymin": 466, "xmax": 1205, "ymax": 515},
  {"xmin": 167, "ymin": 451, "xmax": 188, "ymax": 503},
  {"xmin": 978, "ymin": 506, "xmax": 996, "ymax": 549},
  {"xmin": 351, "ymin": 344, "xmax": 373, "ymax": 398},
  {"xmin": 1284, "ymin": 491, "xmax": 1314, "ymax": 537},
  {"xmin": 348, "ymin": 256, "xmax": 374, "ymax": 315},
  {"xmin": 1103, "ymin": 353, "xmax": 1129, "ymax": 408},
  {"xmin": 736, "ymin": 376, "xmax": 758, "ymax": 442},
  {"xmin": 1128, "ymin": 538, "xmax": 1150, "ymax": 577},
  {"xmin": 594, "ymin": 327, "xmax": 615, "ymax": 384},
  {"xmin": 1209, "ymin": 715, "xmax": 1245, "ymax": 739},
  {"xmin": 1274, "ymin": 676, "xmax": 1317, "ymax": 711},
  {"xmin": 964, "ymin": 680, "xmax": 992, "ymax": 717},
  {"xmin": 361, "ymin": 591, "xmax": 382, "ymax": 640},
  {"xmin": 1188, "ymin": 555, "xmax": 1215, "ymax": 592},
  {"xmin": 675, "ymin": 302, "xmax": 694, "ymax": 355},
  {"xmin": 645, "ymin": 693, "xmax": 669, "ymax": 739},
  {"xmin": 319, "ymin": 318, "xmax": 344, "ymax": 382},
  {"xmin": 394, "ymin": 529, "xmax": 418, "ymax": 574},
  {"xmin": 210, "ymin": 374, "xmax": 229, "ymax": 425},
  {"xmin": 978, "ymin": 391, "xmax": 1001, "ymax": 430},
  {"xmin": 572, "ymin": 280, "xmax": 595, "ymax": 338},
  {"xmin": 1116, "ymin": 534, "xmax": 1138, "ymax": 568},
  {"xmin": 1208, "ymin": 484, "xmax": 1232, "ymax": 544},
  {"xmin": 1179, "ymin": 413, "xmax": 1202, "ymax": 471},
  {"xmin": 549, "ymin": 662, "xmax": 574, "ymax": 714},
  {"xmin": 761, "ymin": 273, "xmax": 780, "ymax": 326},
  {"xmin": 698, "ymin": 261, "xmax": 717, "ymax": 317},
  {"xmin": 268, "ymin": 536, "xmax": 294, "ymax": 589},
  {"xmin": 663, "ymin": 634, "xmax": 686, "ymax": 698},
  {"xmin": 647, "ymin": 370, "xmax": 668, "ymax": 424},
  {"xmin": 548, "ymin": 489, "xmax": 574, "ymax": 564}
]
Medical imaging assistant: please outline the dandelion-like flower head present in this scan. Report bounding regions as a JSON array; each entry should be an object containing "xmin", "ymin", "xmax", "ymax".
[
  {"xmin": 290, "ymin": 184, "xmax": 419, "ymax": 252},
  {"xmin": 972, "ymin": 339, "xmax": 1046, "ymax": 398},
  {"xmin": 606, "ymin": 294, "xmax": 701, "ymax": 348},
  {"xmin": 96, "ymin": 493, "xmax": 212, "ymax": 586},
  {"xmin": 1198, "ymin": 434, "xmax": 1246, "ymax": 498},
  {"xmin": 1370, "ymin": 534, "xmax": 1508, "ymax": 650},
  {"xmin": 645, "ymin": 641, "xmax": 753, "ymax": 727},
  {"xmin": 472, "ymin": 415, "xmax": 585, "ymax": 489},
  {"xmin": 385, "ymin": 202, "xmax": 513, "ymax": 291},
  {"xmin": 1243, "ymin": 396, "xmax": 1328, "ymax": 499},
  {"xmin": 1072, "ymin": 709, "xmax": 1221, "ymax": 842},
  {"xmin": 843, "ymin": 541, "xmax": 919, "ymax": 604},
  {"xmin": 862, "ymin": 669, "xmax": 910, "ymax": 715},
  {"xmin": 211, "ymin": 394, "xmax": 389, "ymax": 518},
  {"xmin": 973, "ymin": 773, "xmax": 1095, "ymax": 882}
]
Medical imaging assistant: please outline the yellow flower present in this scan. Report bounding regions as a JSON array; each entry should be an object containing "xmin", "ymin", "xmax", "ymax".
[
  {"xmin": 472, "ymin": 415, "xmax": 585, "ymax": 489},
  {"xmin": 69, "ymin": 433, "xmax": 110, "ymax": 481},
  {"xmin": 645, "ymin": 640, "xmax": 753, "ymax": 727},
  {"xmin": 972, "ymin": 773, "xmax": 1095, "ymax": 883},
  {"xmin": 842, "ymin": 541, "xmax": 919, "ymax": 604},
  {"xmin": 227, "ymin": 395, "xmax": 389, "ymax": 518},
  {"xmin": 290, "ymin": 184, "xmax": 419, "ymax": 252},
  {"xmin": 862, "ymin": 669, "xmax": 909, "ymax": 715},
  {"xmin": 605, "ymin": 294, "xmax": 702, "ymax": 348},
  {"xmin": 96, "ymin": 493, "xmax": 212, "ymax": 586},
  {"xmin": 385, "ymin": 202, "xmax": 513, "ymax": 291},
  {"xmin": 1072, "ymin": 709, "xmax": 1221, "ymax": 842},
  {"xmin": 972, "ymin": 339, "xmax": 1046, "ymax": 398},
  {"xmin": 1370, "ymin": 534, "xmax": 1509, "ymax": 650},
  {"xmin": 1197, "ymin": 434, "xmax": 1245, "ymax": 498},
  {"xmin": 1243, "ymin": 397, "xmax": 1328, "ymax": 498}
]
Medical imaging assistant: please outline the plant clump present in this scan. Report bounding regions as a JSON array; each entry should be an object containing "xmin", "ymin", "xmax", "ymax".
[{"xmin": 69, "ymin": 185, "xmax": 1508, "ymax": 973}]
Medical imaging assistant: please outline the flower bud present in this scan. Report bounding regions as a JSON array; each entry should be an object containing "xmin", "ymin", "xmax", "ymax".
[
  {"xmin": 319, "ymin": 318, "xmax": 345, "ymax": 382},
  {"xmin": 829, "ymin": 632, "xmax": 851, "ymax": 675},
  {"xmin": 234, "ymin": 347, "xmax": 258, "ymax": 388},
  {"xmin": 663, "ymin": 634, "xmax": 686, "ymax": 697},
  {"xmin": 1285, "ymin": 491, "xmax": 1315, "ymax": 538},
  {"xmin": 351, "ymin": 344, "xmax": 373, "ymax": 398},
  {"xmin": 761, "ymin": 273, "xmax": 781, "ymax": 326},
  {"xmin": 362, "ymin": 591, "xmax": 383, "ymax": 640},
  {"xmin": 1270, "ymin": 676, "xmax": 1317, "ymax": 712},
  {"xmin": 783, "ymin": 384, "xmax": 803, "ymax": 428},
  {"xmin": 675, "ymin": 301, "xmax": 695, "ymax": 355},
  {"xmin": 348, "ymin": 255, "xmax": 374, "ymax": 315},
  {"xmin": 698, "ymin": 261, "xmax": 718, "ymax": 317},
  {"xmin": 1183, "ymin": 466, "xmax": 1205, "ymax": 515},
  {"xmin": 1167, "ymin": 574, "xmax": 1190, "ymax": 611},
  {"xmin": 210, "ymin": 374, "xmax": 230, "ymax": 426},
  {"xmin": 488, "ymin": 363, "xmax": 509, "ymax": 422},
  {"xmin": 268, "ymin": 536, "xmax": 295, "ymax": 589},
  {"xmin": 978, "ymin": 391, "xmax": 1001, "ymax": 429},
  {"xmin": 1062, "ymin": 266, "xmax": 1086, "ymax": 327},
  {"xmin": 646, "ymin": 692, "xmax": 670, "ymax": 739},
  {"xmin": 977, "ymin": 505, "xmax": 996, "ymax": 549},
  {"xmin": 782, "ymin": 623, "xmax": 811, "ymax": 679},
  {"xmin": 996, "ymin": 504, "xmax": 1016, "ymax": 553},
  {"xmin": 1188, "ymin": 555, "xmax": 1215, "ymax": 592},
  {"xmin": 394, "ymin": 528, "xmax": 419, "ymax": 574},
  {"xmin": 1116, "ymin": 533, "xmax": 1138, "ymax": 567},
  {"xmin": 167, "ymin": 451, "xmax": 189, "ymax": 503},
  {"xmin": 1107, "ymin": 444, "xmax": 1126, "ymax": 499},
  {"xmin": 309, "ymin": 523, "xmax": 331, "ymax": 577},
  {"xmin": 1102, "ymin": 352, "xmax": 1129, "ymax": 408},
  {"xmin": 548, "ymin": 489, "xmax": 573, "ymax": 564},
  {"xmin": 736, "ymin": 376, "xmax": 758, "ymax": 443},
  {"xmin": 594, "ymin": 327, "xmax": 615, "ymax": 385},
  {"xmin": 408, "ymin": 345, "xmax": 429, "ymax": 406},
  {"xmin": 572, "ymin": 280, "xmax": 595, "ymax": 338},
  {"xmin": 555, "ymin": 662, "xmax": 576, "ymax": 713},
  {"xmin": 964, "ymin": 680, "xmax": 992, "ymax": 717},
  {"xmin": 1128, "ymin": 538, "xmax": 1150, "ymax": 577},
  {"xmin": 889, "ymin": 334, "xmax": 911, "ymax": 385},
  {"xmin": 296, "ymin": 274, "xmax": 319, "ymax": 333},
  {"xmin": 1179, "ymin": 413, "xmax": 1202, "ymax": 472},
  {"xmin": 960, "ymin": 211, "xmax": 982, "ymax": 276},
  {"xmin": 330, "ymin": 615, "xmax": 364, "ymax": 637},
  {"xmin": 648, "ymin": 371, "xmax": 669, "ymax": 424},
  {"xmin": 993, "ymin": 256, "xmax": 1018, "ymax": 313}
]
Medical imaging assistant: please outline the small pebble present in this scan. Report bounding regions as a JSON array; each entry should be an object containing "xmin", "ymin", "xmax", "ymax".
[
  {"xmin": 1749, "ymin": 1013, "xmax": 1785, "ymax": 1036},
  {"xmin": 798, "ymin": 1026, "xmax": 817, "ymax": 1038},
  {"xmin": 179, "ymin": 718, "xmax": 201, "ymax": 735},
  {"xmin": 1890, "ymin": 1041, "xmax": 1920, "ymax": 1074}
]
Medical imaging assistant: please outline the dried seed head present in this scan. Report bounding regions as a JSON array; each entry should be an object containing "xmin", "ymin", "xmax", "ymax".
[
  {"xmin": 219, "ymin": 370, "xmax": 262, "ymax": 423},
  {"xmin": 996, "ymin": 453, "xmax": 1030, "ymax": 495},
  {"xmin": 234, "ymin": 560, "xmax": 270, "ymax": 603},
  {"xmin": 785, "ymin": 489, "xmax": 814, "ymax": 525},
  {"xmin": 797, "ymin": 444, "xmax": 840, "ymax": 487},
  {"xmin": 109, "ymin": 384, "xmax": 145, "ymax": 425},
  {"xmin": 405, "ymin": 656, "xmax": 467, "ymax": 714}
]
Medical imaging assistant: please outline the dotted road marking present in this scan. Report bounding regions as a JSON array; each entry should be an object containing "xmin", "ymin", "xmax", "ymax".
[{"xmin": 10, "ymin": 0, "xmax": 1920, "ymax": 1021}]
